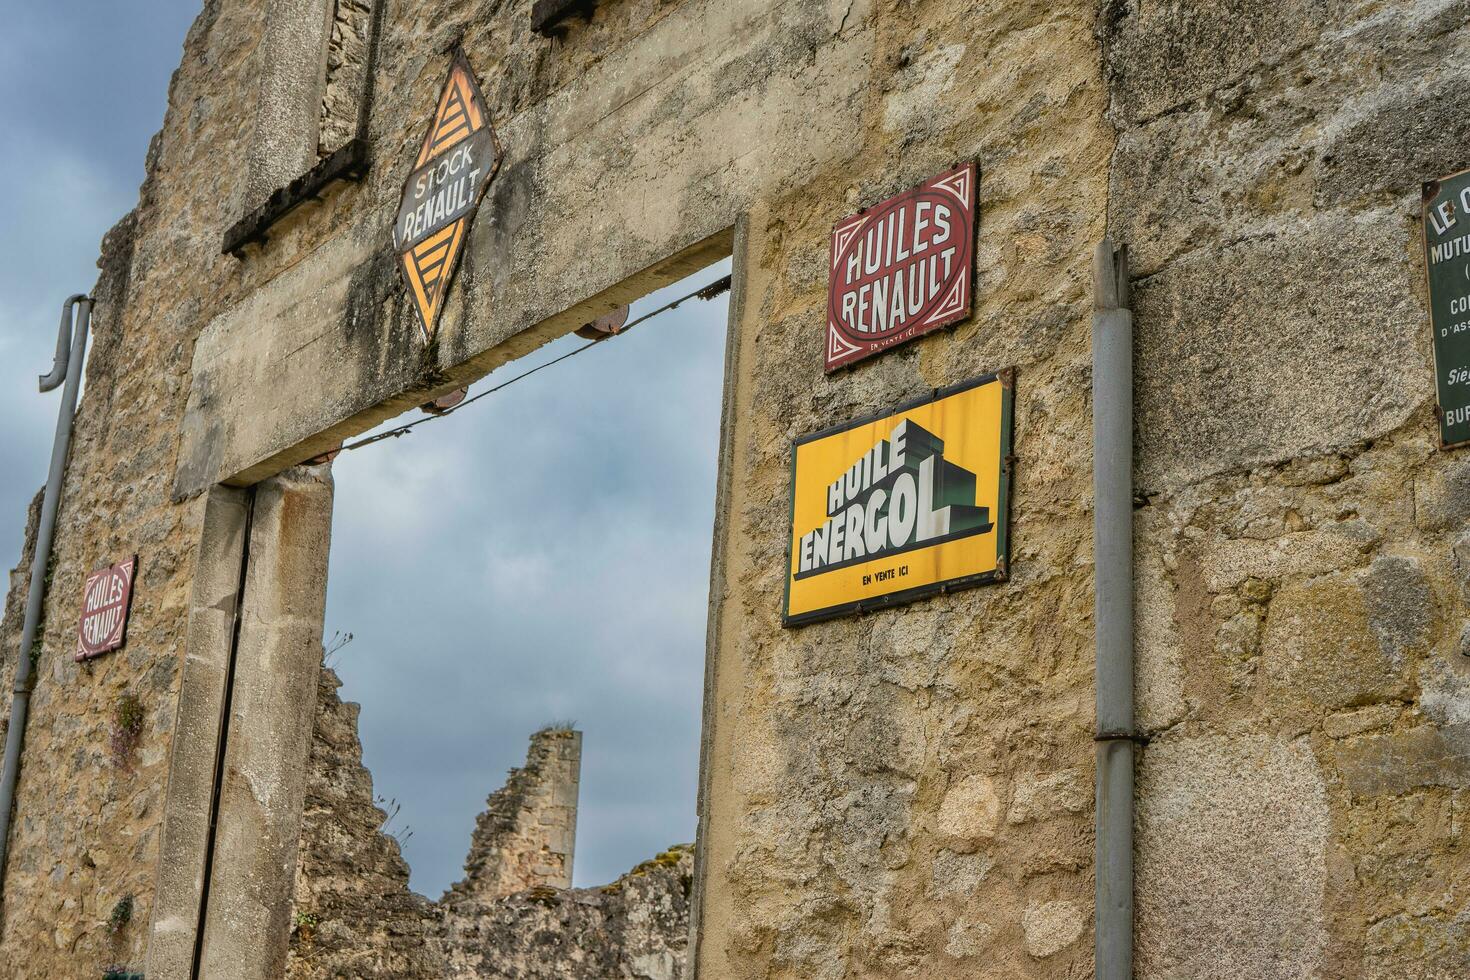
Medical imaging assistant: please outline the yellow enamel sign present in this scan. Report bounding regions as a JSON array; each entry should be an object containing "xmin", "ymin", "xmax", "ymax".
[{"xmin": 784, "ymin": 372, "xmax": 1013, "ymax": 625}]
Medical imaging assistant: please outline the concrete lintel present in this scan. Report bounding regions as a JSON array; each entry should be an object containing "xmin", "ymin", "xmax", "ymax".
[{"xmin": 180, "ymin": 224, "xmax": 733, "ymax": 496}]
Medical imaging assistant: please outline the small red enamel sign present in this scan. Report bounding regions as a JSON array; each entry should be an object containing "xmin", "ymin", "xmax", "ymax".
[
  {"xmin": 825, "ymin": 162, "xmax": 977, "ymax": 371},
  {"xmin": 75, "ymin": 557, "xmax": 137, "ymax": 662}
]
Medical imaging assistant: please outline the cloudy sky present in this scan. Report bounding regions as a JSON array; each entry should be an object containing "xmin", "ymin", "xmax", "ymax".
[{"xmin": 0, "ymin": 3, "xmax": 727, "ymax": 895}]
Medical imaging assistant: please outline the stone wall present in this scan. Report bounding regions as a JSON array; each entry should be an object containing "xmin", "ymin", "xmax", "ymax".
[
  {"xmin": 1103, "ymin": 1, "xmax": 1470, "ymax": 976},
  {"xmin": 0, "ymin": 0, "xmax": 1465, "ymax": 975},
  {"xmin": 695, "ymin": 0, "xmax": 1111, "ymax": 973}
]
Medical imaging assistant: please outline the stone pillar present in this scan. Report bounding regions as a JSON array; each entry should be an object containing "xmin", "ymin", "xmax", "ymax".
[
  {"xmin": 196, "ymin": 467, "xmax": 334, "ymax": 980},
  {"xmin": 145, "ymin": 485, "xmax": 251, "ymax": 980},
  {"xmin": 448, "ymin": 728, "xmax": 582, "ymax": 902}
]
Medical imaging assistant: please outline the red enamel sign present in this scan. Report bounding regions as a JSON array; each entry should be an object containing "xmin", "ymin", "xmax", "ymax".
[
  {"xmin": 75, "ymin": 557, "xmax": 137, "ymax": 662},
  {"xmin": 825, "ymin": 162, "xmax": 977, "ymax": 371}
]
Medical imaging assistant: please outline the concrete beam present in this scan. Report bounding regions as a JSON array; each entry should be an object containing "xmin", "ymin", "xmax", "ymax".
[{"xmin": 175, "ymin": 0, "xmax": 872, "ymax": 497}]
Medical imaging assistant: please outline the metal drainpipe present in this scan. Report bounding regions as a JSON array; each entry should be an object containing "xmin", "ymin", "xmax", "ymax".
[
  {"xmin": 1092, "ymin": 240, "xmax": 1135, "ymax": 980},
  {"xmin": 0, "ymin": 295, "xmax": 93, "ymax": 901}
]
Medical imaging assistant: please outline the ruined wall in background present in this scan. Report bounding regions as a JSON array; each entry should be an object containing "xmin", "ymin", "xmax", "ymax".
[
  {"xmin": 286, "ymin": 693, "xmax": 684, "ymax": 980},
  {"xmin": 1104, "ymin": 0, "xmax": 1470, "ymax": 976},
  {"xmin": 446, "ymin": 727, "xmax": 581, "ymax": 903},
  {"xmin": 319, "ymin": 0, "xmax": 374, "ymax": 155}
]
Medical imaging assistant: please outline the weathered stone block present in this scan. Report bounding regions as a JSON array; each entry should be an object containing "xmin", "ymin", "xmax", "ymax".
[
  {"xmin": 929, "ymin": 849, "xmax": 993, "ymax": 899},
  {"xmin": 1314, "ymin": 35, "xmax": 1470, "ymax": 210},
  {"xmin": 1136, "ymin": 734, "xmax": 1328, "ymax": 979},
  {"xmin": 936, "ymin": 774, "xmax": 1000, "ymax": 852},
  {"xmin": 1366, "ymin": 907, "xmax": 1470, "ymax": 977},
  {"xmin": 1261, "ymin": 575, "xmax": 1407, "ymax": 713},
  {"xmin": 1134, "ymin": 212, "xmax": 1428, "ymax": 490},
  {"xmin": 1418, "ymin": 655, "xmax": 1470, "ymax": 728},
  {"xmin": 1362, "ymin": 554, "xmax": 1433, "ymax": 661},
  {"xmin": 1021, "ymin": 899, "xmax": 1084, "ymax": 958},
  {"xmin": 1334, "ymin": 722, "xmax": 1470, "ymax": 795},
  {"xmin": 1199, "ymin": 529, "xmax": 1366, "ymax": 594},
  {"xmin": 1110, "ymin": 0, "xmax": 1470, "ymax": 275},
  {"xmin": 1323, "ymin": 703, "xmax": 1399, "ymax": 739},
  {"xmin": 1415, "ymin": 458, "xmax": 1470, "ymax": 534},
  {"xmin": 1453, "ymin": 532, "xmax": 1470, "ymax": 601}
]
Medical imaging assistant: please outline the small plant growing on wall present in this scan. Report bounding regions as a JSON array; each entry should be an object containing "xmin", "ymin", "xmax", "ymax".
[
  {"xmin": 294, "ymin": 910, "xmax": 319, "ymax": 944},
  {"xmin": 107, "ymin": 895, "xmax": 133, "ymax": 936},
  {"xmin": 109, "ymin": 695, "xmax": 144, "ymax": 771},
  {"xmin": 323, "ymin": 629, "xmax": 354, "ymax": 670}
]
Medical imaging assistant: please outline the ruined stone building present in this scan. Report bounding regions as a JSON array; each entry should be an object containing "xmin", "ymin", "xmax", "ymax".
[
  {"xmin": 286, "ymin": 688, "xmax": 692, "ymax": 978},
  {"xmin": 0, "ymin": 0, "xmax": 1468, "ymax": 978}
]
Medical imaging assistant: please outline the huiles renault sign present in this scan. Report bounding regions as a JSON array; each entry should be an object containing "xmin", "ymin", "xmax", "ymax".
[
  {"xmin": 825, "ymin": 162, "xmax": 977, "ymax": 371},
  {"xmin": 395, "ymin": 50, "xmax": 500, "ymax": 341},
  {"xmin": 783, "ymin": 372, "xmax": 1012, "ymax": 625},
  {"xmin": 75, "ymin": 556, "xmax": 137, "ymax": 662}
]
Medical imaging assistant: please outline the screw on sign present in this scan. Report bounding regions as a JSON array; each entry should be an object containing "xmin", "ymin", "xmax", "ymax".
[
  {"xmin": 825, "ymin": 162, "xmax": 978, "ymax": 372},
  {"xmin": 75, "ymin": 557, "xmax": 137, "ymax": 662}
]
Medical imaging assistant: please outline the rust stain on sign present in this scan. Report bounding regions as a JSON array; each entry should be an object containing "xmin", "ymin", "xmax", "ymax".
[
  {"xmin": 395, "ymin": 50, "xmax": 501, "ymax": 341},
  {"xmin": 76, "ymin": 557, "xmax": 138, "ymax": 662},
  {"xmin": 825, "ymin": 162, "xmax": 977, "ymax": 372}
]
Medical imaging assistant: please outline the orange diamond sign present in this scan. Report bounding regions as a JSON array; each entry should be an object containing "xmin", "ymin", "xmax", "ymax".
[{"xmin": 394, "ymin": 51, "xmax": 500, "ymax": 341}]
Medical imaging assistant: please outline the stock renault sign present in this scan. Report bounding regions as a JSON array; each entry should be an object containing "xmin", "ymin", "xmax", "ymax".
[
  {"xmin": 395, "ymin": 51, "xmax": 500, "ymax": 341},
  {"xmin": 783, "ymin": 373, "xmax": 1012, "ymax": 626}
]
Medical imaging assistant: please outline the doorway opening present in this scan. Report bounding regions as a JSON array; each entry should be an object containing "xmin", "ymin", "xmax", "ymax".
[{"xmin": 318, "ymin": 256, "xmax": 732, "ymax": 903}]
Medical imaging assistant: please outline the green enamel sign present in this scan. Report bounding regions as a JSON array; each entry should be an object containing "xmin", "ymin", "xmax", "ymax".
[{"xmin": 1423, "ymin": 168, "xmax": 1470, "ymax": 450}]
